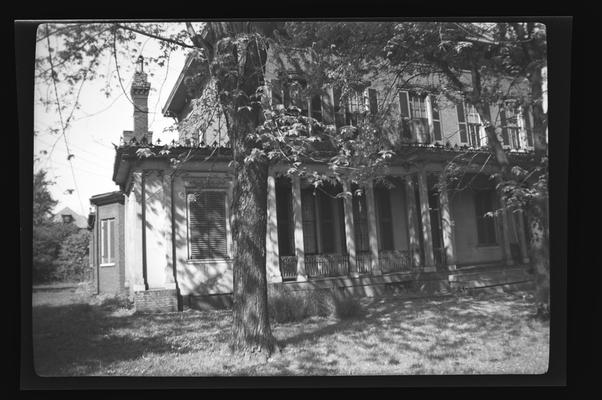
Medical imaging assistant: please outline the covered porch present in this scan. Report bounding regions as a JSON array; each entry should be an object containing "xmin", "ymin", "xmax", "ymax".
[{"xmin": 265, "ymin": 167, "xmax": 531, "ymax": 284}]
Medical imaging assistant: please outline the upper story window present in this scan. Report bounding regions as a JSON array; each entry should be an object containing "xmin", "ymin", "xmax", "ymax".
[
  {"xmin": 399, "ymin": 91, "xmax": 434, "ymax": 143},
  {"xmin": 519, "ymin": 106, "xmax": 534, "ymax": 148},
  {"xmin": 100, "ymin": 218, "xmax": 115, "ymax": 265},
  {"xmin": 187, "ymin": 190, "xmax": 228, "ymax": 260},
  {"xmin": 409, "ymin": 93, "xmax": 428, "ymax": 120},
  {"xmin": 333, "ymin": 87, "xmax": 378, "ymax": 127},
  {"xmin": 500, "ymin": 103, "xmax": 521, "ymax": 150},
  {"xmin": 457, "ymin": 102, "xmax": 483, "ymax": 148}
]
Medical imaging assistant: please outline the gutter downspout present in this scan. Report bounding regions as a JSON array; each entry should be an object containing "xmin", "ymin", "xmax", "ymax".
[
  {"xmin": 141, "ymin": 171, "xmax": 148, "ymax": 290},
  {"xmin": 96, "ymin": 204, "xmax": 100, "ymax": 295},
  {"xmin": 170, "ymin": 172, "xmax": 182, "ymax": 311}
]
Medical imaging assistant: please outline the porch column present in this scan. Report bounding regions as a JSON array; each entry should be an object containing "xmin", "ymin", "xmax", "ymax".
[
  {"xmin": 417, "ymin": 169, "xmax": 436, "ymax": 272},
  {"xmin": 342, "ymin": 180, "xmax": 357, "ymax": 277},
  {"xmin": 516, "ymin": 208, "xmax": 530, "ymax": 264},
  {"xmin": 291, "ymin": 175, "xmax": 307, "ymax": 281},
  {"xmin": 438, "ymin": 183, "xmax": 456, "ymax": 271},
  {"xmin": 499, "ymin": 195, "xmax": 515, "ymax": 266},
  {"xmin": 365, "ymin": 181, "xmax": 382, "ymax": 275},
  {"xmin": 404, "ymin": 176, "xmax": 422, "ymax": 268},
  {"xmin": 266, "ymin": 172, "xmax": 282, "ymax": 283}
]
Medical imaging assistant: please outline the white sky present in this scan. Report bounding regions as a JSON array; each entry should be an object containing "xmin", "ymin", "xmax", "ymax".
[{"xmin": 33, "ymin": 24, "xmax": 191, "ymax": 217}]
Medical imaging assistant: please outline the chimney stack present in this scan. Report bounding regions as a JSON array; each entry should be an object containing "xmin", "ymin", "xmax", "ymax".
[{"xmin": 123, "ymin": 56, "xmax": 152, "ymax": 145}]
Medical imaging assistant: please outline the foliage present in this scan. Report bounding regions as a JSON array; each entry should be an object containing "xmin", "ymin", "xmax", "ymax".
[
  {"xmin": 33, "ymin": 169, "xmax": 58, "ymax": 225},
  {"xmin": 333, "ymin": 295, "xmax": 364, "ymax": 319},
  {"xmin": 55, "ymin": 230, "xmax": 91, "ymax": 282},
  {"xmin": 33, "ymin": 221, "xmax": 79, "ymax": 283},
  {"xmin": 267, "ymin": 286, "xmax": 363, "ymax": 323},
  {"xmin": 268, "ymin": 286, "xmax": 333, "ymax": 323}
]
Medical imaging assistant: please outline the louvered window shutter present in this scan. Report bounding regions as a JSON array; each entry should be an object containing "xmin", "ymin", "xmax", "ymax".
[
  {"xmin": 457, "ymin": 103, "xmax": 468, "ymax": 143},
  {"xmin": 523, "ymin": 108, "xmax": 534, "ymax": 147},
  {"xmin": 188, "ymin": 191, "xmax": 227, "ymax": 260},
  {"xmin": 399, "ymin": 91, "xmax": 410, "ymax": 118},
  {"xmin": 368, "ymin": 88, "xmax": 378, "ymax": 122}
]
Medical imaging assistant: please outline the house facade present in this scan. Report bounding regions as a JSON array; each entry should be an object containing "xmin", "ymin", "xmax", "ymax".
[{"xmin": 92, "ymin": 45, "xmax": 541, "ymax": 312}]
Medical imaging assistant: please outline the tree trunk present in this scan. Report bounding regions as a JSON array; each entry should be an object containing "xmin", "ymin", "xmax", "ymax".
[
  {"xmin": 205, "ymin": 24, "xmax": 278, "ymax": 357},
  {"xmin": 230, "ymin": 150, "xmax": 276, "ymax": 355},
  {"xmin": 526, "ymin": 65, "xmax": 550, "ymax": 318},
  {"xmin": 526, "ymin": 197, "xmax": 549, "ymax": 318}
]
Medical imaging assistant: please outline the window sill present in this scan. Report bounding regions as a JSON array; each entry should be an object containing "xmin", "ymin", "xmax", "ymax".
[
  {"xmin": 100, "ymin": 263, "xmax": 116, "ymax": 267},
  {"xmin": 186, "ymin": 258, "xmax": 231, "ymax": 264}
]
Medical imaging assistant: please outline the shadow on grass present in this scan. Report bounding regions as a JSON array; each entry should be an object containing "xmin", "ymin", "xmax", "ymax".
[
  {"xmin": 32, "ymin": 289, "xmax": 548, "ymax": 376},
  {"xmin": 269, "ymin": 291, "xmax": 547, "ymax": 374},
  {"xmin": 32, "ymin": 295, "xmax": 232, "ymax": 376}
]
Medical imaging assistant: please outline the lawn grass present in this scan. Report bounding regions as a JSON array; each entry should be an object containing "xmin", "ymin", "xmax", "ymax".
[{"xmin": 32, "ymin": 287, "xmax": 549, "ymax": 376}]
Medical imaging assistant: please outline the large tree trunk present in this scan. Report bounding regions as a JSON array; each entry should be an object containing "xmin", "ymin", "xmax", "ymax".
[
  {"xmin": 230, "ymin": 148, "xmax": 276, "ymax": 355},
  {"xmin": 526, "ymin": 64, "xmax": 550, "ymax": 318},
  {"xmin": 203, "ymin": 23, "xmax": 278, "ymax": 357},
  {"xmin": 526, "ymin": 197, "xmax": 549, "ymax": 318}
]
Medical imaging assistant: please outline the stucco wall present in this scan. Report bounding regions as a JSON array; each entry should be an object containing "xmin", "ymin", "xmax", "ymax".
[{"xmin": 172, "ymin": 167, "xmax": 234, "ymax": 296}]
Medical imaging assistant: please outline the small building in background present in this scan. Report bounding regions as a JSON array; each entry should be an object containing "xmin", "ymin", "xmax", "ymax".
[
  {"xmin": 89, "ymin": 191, "xmax": 125, "ymax": 295},
  {"xmin": 53, "ymin": 206, "xmax": 88, "ymax": 229}
]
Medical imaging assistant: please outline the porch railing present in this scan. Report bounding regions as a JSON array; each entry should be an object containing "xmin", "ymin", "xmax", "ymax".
[
  {"xmin": 351, "ymin": 252, "xmax": 372, "ymax": 275},
  {"xmin": 378, "ymin": 250, "xmax": 414, "ymax": 274},
  {"xmin": 279, "ymin": 255, "xmax": 298, "ymax": 281},
  {"xmin": 305, "ymin": 254, "xmax": 349, "ymax": 278}
]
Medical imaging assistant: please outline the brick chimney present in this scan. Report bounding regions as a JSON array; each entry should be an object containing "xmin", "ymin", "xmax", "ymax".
[{"xmin": 123, "ymin": 56, "xmax": 153, "ymax": 145}]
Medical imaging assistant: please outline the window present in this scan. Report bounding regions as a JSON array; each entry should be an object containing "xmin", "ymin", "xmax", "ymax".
[
  {"xmin": 375, "ymin": 187, "xmax": 394, "ymax": 251},
  {"xmin": 331, "ymin": 87, "xmax": 377, "ymax": 127},
  {"xmin": 100, "ymin": 218, "xmax": 115, "ymax": 265},
  {"xmin": 521, "ymin": 106, "xmax": 534, "ymax": 147},
  {"xmin": 345, "ymin": 89, "xmax": 368, "ymax": 126},
  {"xmin": 474, "ymin": 190, "xmax": 497, "ymax": 245},
  {"xmin": 409, "ymin": 93, "xmax": 428, "ymax": 120},
  {"xmin": 187, "ymin": 191, "xmax": 228, "ymax": 260},
  {"xmin": 500, "ymin": 105, "xmax": 521, "ymax": 149},
  {"xmin": 399, "ymin": 91, "xmax": 430, "ymax": 142},
  {"xmin": 457, "ymin": 102, "xmax": 482, "ymax": 147}
]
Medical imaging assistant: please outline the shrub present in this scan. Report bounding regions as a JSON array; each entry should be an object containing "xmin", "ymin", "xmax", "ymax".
[
  {"xmin": 333, "ymin": 295, "xmax": 364, "ymax": 319},
  {"xmin": 268, "ymin": 286, "xmax": 363, "ymax": 322},
  {"xmin": 56, "ymin": 230, "xmax": 91, "ymax": 282},
  {"xmin": 33, "ymin": 221, "xmax": 80, "ymax": 283},
  {"xmin": 89, "ymin": 293, "xmax": 134, "ymax": 311}
]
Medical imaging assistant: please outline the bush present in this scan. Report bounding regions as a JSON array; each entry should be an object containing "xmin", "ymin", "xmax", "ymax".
[
  {"xmin": 33, "ymin": 221, "xmax": 80, "ymax": 283},
  {"xmin": 56, "ymin": 230, "xmax": 91, "ymax": 282},
  {"xmin": 90, "ymin": 293, "xmax": 134, "ymax": 311},
  {"xmin": 268, "ymin": 286, "xmax": 363, "ymax": 323},
  {"xmin": 333, "ymin": 295, "xmax": 364, "ymax": 319}
]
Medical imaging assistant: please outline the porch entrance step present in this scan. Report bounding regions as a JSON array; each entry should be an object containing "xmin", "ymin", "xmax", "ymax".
[{"xmin": 448, "ymin": 264, "xmax": 533, "ymax": 290}]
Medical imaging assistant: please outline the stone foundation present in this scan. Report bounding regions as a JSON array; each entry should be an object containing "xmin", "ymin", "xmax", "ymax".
[{"xmin": 134, "ymin": 289, "xmax": 178, "ymax": 313}]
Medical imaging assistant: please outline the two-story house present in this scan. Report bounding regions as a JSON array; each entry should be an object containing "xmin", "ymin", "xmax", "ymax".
[{"xmin": 90, "ymin": 44, "xmax": 542, "ymax": 312}]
